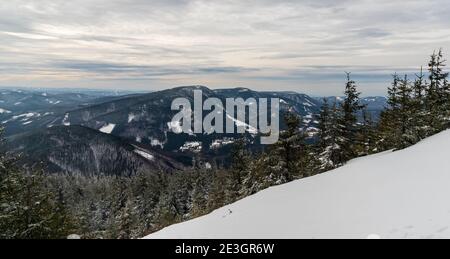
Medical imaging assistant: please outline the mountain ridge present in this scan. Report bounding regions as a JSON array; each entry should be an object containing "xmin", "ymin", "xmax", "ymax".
[
  {"xmin": 4, "ymin": 125, "xmax": 186, "ymax": 176},
  {"xmin": 1, "ymin": 86, "xmax": 387, "ymax": 176}
]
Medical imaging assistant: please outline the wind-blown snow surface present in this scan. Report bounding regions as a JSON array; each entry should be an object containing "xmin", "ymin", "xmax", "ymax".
[{"xmin": 146, "ymin": 130, "xmax": 450, "ymax": 239}]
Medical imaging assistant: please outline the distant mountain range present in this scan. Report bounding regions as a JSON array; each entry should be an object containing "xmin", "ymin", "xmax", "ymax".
[
  {"xmin": 0, "ymin": 86, "xmax": 387, "ymax": 176},
  {"xmin": 0, "ymin": 88, "xmax": 134, "ymax": 137},
  {"xmin": 319, "ymin": 96, "xmax": 388, "ymax": 120}
]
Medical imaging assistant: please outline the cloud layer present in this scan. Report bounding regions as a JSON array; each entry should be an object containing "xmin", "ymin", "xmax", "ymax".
[{"xmin": 1, "ymin": 0, "xmax": 450, "ymax": 95}]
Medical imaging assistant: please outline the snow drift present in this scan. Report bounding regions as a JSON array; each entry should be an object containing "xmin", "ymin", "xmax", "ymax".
[{"xmin": 146, "ymin": 130, "xmax": 450, "ymax": 239}]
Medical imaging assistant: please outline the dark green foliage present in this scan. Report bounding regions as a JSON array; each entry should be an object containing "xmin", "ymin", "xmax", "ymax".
[
  {"xmin": 228, "ymin": 138, "xmax": 251, "ymax": 201},
  {"xmin": 191, "ymin": 170, "xmax": 211, "ymax": 217},
  {"xmin": 381, "ymin": 75, "xmax": 416, "ymax": 149},
  {"xmin": 207, "ymin": 170, "xmax": 228, "ymax": 210},
  {"xmin": 357, "ymin": 108, "xmax": 377, "ymax": 156},
  {"xmin": 317, "ymin": 100, "xmax": 346, "ymax": 170},
  {"xmin": 317, "ymin": 74, "xmax": 366, "ymax": 169},
  {"xmin": 378, "ymin": 50, "xmax": 450, "ymax": 150},
  {"xmin": 411, "ymin": 68, "xmax": 428, "ymax": 140},
  {"xmin": 0, "ymin": 161, "xmax": 77, "ymax": 239},
  {"xmin": 427, "ymin": 49, "xmax": 450, "ymax": 131},
  {"xmin": 263, "ymin": 113, "xmax": 310, "ymax": 184},
  {"xmin": 339, "ymin": 73, "xmax": 366, "ymax": 161}
]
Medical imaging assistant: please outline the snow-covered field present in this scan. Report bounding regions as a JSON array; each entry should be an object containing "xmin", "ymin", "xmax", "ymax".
[
  {"xmin": 99, "ymin": 123, "xmax": 116, "ymax": 134},
  {"xmin": 146, "ymin": 130, "xmax": 450, "ymax": 239}
]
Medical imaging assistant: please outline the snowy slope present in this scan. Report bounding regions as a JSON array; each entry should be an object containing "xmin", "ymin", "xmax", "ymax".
[{"xmin": 146, "ymin": 130, "xmax": 450, "ymax": 239}]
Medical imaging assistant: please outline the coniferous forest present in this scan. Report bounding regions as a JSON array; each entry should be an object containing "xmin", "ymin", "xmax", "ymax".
[{"xmin": 1, "ymin": 50, "xmax": 450, "ymax": 239}]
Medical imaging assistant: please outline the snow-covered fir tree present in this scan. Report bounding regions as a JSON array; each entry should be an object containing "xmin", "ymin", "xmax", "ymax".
[
  {"xmin": 411, "ymin": 68, "xmax": 429, "ymax": 140},
  {"xmin": 263, "ymin": 112, "xmax": 309, "ymax": 184},
  {"xmin": 317, "ymin": 101, "xmax": 346, "ymax": 170},
  {"xmin": 228, "ymin": 138, "xmax": 251, "ymax": 201},
  {"xmin": 427, "ymin": 49, "xmax": 450, "ymax": 132},
  {"xmin": 356, "ymin": 108, "xmax": 377, "ymax": 156},
  {"xmin": 338, "ymin": 73, "xmax": 365, "ymax": 162}
]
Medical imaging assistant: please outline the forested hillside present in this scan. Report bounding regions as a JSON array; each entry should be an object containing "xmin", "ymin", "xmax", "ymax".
[
  {"xmin": 147, "ymin": 129, "xmax": 450, "ymax": 239},
  {"xmin": 1, "ymin": 50, "xmax": 450, "ymax": 239}
]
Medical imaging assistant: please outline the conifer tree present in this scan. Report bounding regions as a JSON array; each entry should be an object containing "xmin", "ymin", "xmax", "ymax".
[
  {"xmin": 241, "ymin": 155, "xmax": 265, "ymax": 195},
  {"xmin": 339, "ymin": 73, "xmax": 365, "ymax": 161},
  {"xmin": 266, "ymin": 112, "xmax": 308, "ymax": 183},
  {"xmin": 318, "ymin": 98, "xmax": 331, "ymax": 151},
  {"xmin": 317, "ymin": 99, "xmax": 334, "ymax": 170},
  {"xmin": 130, "ymin": 172, "xmax": 165, "ymax": 236},
  {"xmin": 0, "ymin": 169, "xmax": 77, "ymax": 239},
  {"xmin": 388, "ymin": 73, "xmax": 401, "ymax": 111},
  {"xmin": 191, "ymin": 170, "xmax": 210, "ymax": 217},
  {"xmin": 356, "ymin": 108, "xmax": 377, "ymax": 156},
  {"xmin": 207, "ymin": 170, "xmax": 228, "ymax": 210},
  {"xmin": 427, "ymin": 49, "xmax": 450, "ymax": 132},
  {"xmin": 411, "ymin": 68, "xmax": 428, "ymax": 140},
  {"xmin": 154, "ymin": 173, "xmax": 192, "ymax": 229},
  {"xmin": 377, "ymin": 74, "xmax": 402, "ymax": 150},
  {"xmin": 115, "ymin": 199, "xmax": 137, "ymax": 239},
  {"xmin": 318, "ymin": 101, "xmax": 346, "ymax": 169},
  {"xmin": 0, "ymin": 129, "xmax": 77, "ymax": 239},
  {"xmin": 227, "ymin": 138, "xmax": 251, "ymax": 201},
  {"xmin": 397, "ymin": 75, "xmax": 415, "ymax": 148}
]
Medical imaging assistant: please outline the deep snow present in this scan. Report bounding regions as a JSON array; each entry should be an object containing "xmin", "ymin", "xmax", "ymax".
[{"xmin": 146, "ymin": 130, "xmax": 450, "ymax": 239}]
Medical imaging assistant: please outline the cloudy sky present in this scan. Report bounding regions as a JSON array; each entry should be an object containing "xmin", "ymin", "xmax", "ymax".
[{"xmin": 0, "ymin": 0, "xmax": 449, "ymax": 95}]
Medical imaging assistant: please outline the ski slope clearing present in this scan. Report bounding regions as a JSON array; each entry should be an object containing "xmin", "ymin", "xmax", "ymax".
[
  {"xmin": 146, "ymin": 130, "xmax": 450, "ymax": 239},
  {"xmin": 99, "ymin": 123, "xmax": 116, "ymax": 134}
]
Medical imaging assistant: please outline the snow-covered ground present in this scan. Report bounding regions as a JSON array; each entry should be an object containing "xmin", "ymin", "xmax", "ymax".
[
  {"xmin": 134, "ymin": 149, "xmax": 155, "ymax": 161},
  {"xmin": 179, "ymin": 141, "xmax": 202, "ymax": 153},
  {"xmin": 0, "ymin": 108, "xmax": 11, "ymax": 114},
  {"xmin": 99, "ymin": 123, "xmax": 116, "ymax": 134},
  {"xmin": 146, "ymin": 130, "xmax": 450, "ymax": 239}
]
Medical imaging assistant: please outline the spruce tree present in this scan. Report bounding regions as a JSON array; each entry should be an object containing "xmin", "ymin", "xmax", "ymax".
[
  {"xmin": 0, "ymin": 169, "xmax": 77, "ymax": 239},
  {"xmin": 130, "ymin": 171, "xmax": 165, "ymax": 236},
  {"xmin": 318, "ymin": 98, "xmax": 331, "ymax": 151},
  {"xmin": 0, "ymin": 129, "xmax": 77, "ymax": 239},
  {"xmin": 227, "ymin": 138, "xmax": 251, "ymax": 202},
  {"xmin": 266, "ymin": 112, "xmax": 308, "ymax": 183},
  {"xmin": 317, "ymin": 99, "xmax": 335, "ymax": 170},
  {"xmin": 397, "ymin": 75, "xmax": 415, "ymax": 148},
  {"xmin": 207, "ymin": 170, "xmax": 228, "ymax": 211},
  {"xmin": 411, "ymin": 68, "xmax": 428, "ymax": 140},
  {"xmin": 377, "ymin": 74, "xmax": 403, "ymax": 150},
  {"xmin": 191, "ymin": 170, "xmax": 210, "ymax": 217},
  {"xmin": 388, "ymin": 73, "xmax": 401, "ymax": 111},
  {"xmin": 339, "ymin": 73, "xmax": 365, "ymax": 161},
  {"xmin": 427, "ymin": 49, "xmax": 450, "ymax": 132},
  {"xmin": 318, "ymin": 101, "xmax": 346, "ymax": 169},
  {"xmin": 357, "ymin": 108, "xmax": 377, "ymax": 156},
  {"xmin": 116, "ymin": 199, "xmax": 137, "ymax": 239},
  {"xmin": 241, "ymin": 155, "xmax": 265, "ymax": 195}
]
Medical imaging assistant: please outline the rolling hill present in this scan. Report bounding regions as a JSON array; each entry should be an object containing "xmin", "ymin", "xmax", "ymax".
[
  {"xmin": 0, "ymin": 88, "xmax": 135, "ymax": 137},
  {"xmin": 4, "ymin": 125, "xmax": 186, "ymax": 176},
  {"xmin": 48, "ymin": 86, "xmax": 323, "ymax": 153}
]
